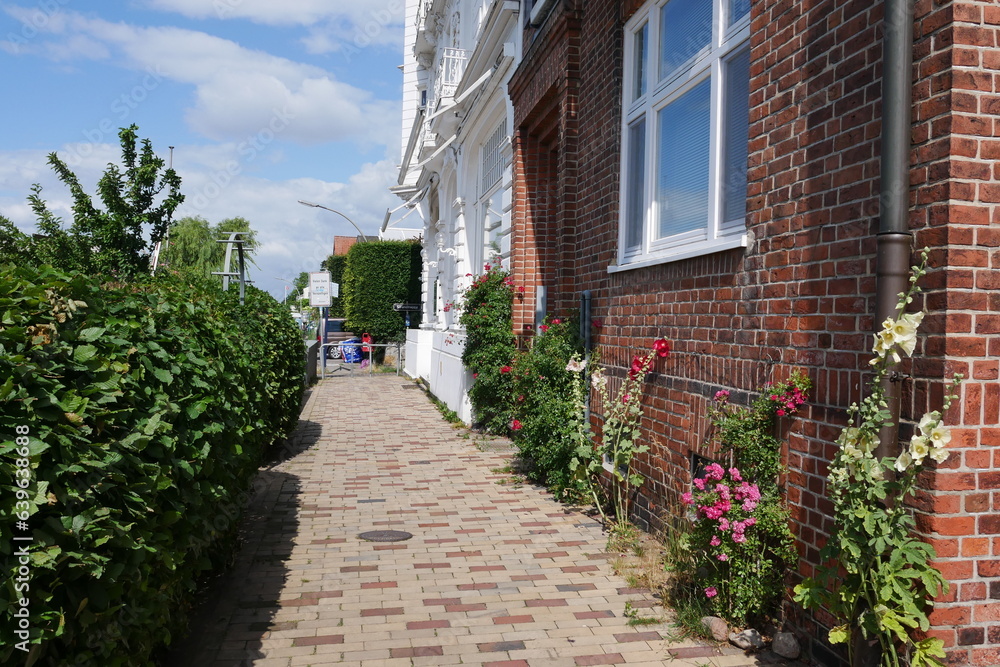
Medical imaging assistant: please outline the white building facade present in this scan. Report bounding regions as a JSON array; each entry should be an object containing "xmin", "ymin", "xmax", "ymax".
[{"xmin": 394, "ymin": 0, "xmax": 522, "ymax": 423}]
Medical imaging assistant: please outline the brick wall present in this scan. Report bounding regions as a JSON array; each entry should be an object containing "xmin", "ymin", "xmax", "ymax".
[{"xmin": 507, "ymin": 0, "xmax": 999, "ymax": 662}]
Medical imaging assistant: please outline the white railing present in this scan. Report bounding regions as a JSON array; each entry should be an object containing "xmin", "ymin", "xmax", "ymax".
[{"xmin": 434, "ymin": 47, "xmax": 470, "ymax": 105}]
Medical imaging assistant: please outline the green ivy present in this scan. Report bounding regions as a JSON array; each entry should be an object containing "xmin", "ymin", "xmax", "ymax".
[{"xmin": 0, "ymin": 266, "xmax": 303, "ymax": 666}]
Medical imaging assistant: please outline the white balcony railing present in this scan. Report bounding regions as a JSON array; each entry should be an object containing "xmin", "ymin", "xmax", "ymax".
[{"xmin": 433, "ymin": 48, "xmax": 470, "ymax": 108}]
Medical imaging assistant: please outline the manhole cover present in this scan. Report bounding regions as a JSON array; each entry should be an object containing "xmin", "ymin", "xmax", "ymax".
[{"xmin": 358, "ymin": 530, "xmax": 413, "ymax": 542}]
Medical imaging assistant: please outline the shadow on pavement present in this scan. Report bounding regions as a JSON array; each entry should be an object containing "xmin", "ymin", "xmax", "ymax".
[{"xmin": 159, "ymin": 418, "xmax": 323, "ymax": 665}]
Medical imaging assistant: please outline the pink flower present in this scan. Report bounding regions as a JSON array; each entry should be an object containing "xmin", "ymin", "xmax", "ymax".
[
  {"xmin": 510, "ymin": 419, "xmax": 522, "ymax": 431},
  {"xmin": 681, "ymin": 492, "xmax": 694, "ymax": 505},
  {"xmin": 622, "ymin": 393, "xmax": 631, "ymax": 405},
  {"xmin": 776, "ymin": 409, "xmax": 786, "ymax": 416},
  {"xmin": 552, "ymin": 318, "xmax": 562, "ymax": 324},
  {"xmin": 714, "ymin": 390, "xmax": 730, "ymax": 402},
  {"xmin": 728, "ymin": 467, "xmax": 742, "ymax": 481},
  {"xmin": 653, "ymin": 338, "xmax": 671, "ymax": 358},
  {"xmin": 709, "ymin": 535, "xmax": 721, "ymax": 547},
  {"xmin": 732, "ymin": 532, "xmax": 747, "ymax": 544},
  {"xmin": 704, "ymin": 463, "xmax": 725, "ymax": 481},
  {"xmin": 717, "ymin": 553, "xmax": 729, "ymax": 561},
  {"xmin": 473, "ymin": 373, "xmax": 478, "ymax": 379},
  {"xmin": 500, "ymin": 366, "xmax": 513, "ymax": 374},
  {"xmin": 693, "ymin": 478, "xmax": 705, "ymax": 491},
  {"xmin": 539, "ymin": 325, "xmax": 549, "ymax": 333},
  {"xmin": 705, "ymin": 587, "xmax": 718, "ymax": 598}
]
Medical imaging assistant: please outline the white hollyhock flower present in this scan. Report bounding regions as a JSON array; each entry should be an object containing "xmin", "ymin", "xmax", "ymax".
[
  {"xmin": 895, "ymin": 450, "xmax": 913, "ymax": 472},
  {"xmin": 930, "ymin": 447, "xmax": 949, "ymax": 464},
  {"xmin": 929, "ymin": 423, "xmax": 951, "ymax": 448},
  {"xmin": 891, "ymin": 311, "xmax": 923, "ymax": 356},
  {"xmin": 845, "ymin": 442, "xmax": 863, "ymax": 460},
  {"xmin": 871, "ymin": 463, "xmax": 885, "ymax": 481},
  {"xmin": 917, "ymin": 412, "xmax": 936, "ymax": 436},
  {"xmin": 910, "ymin": 435, "xmax": 931, "ymax": 463},
  {"xmin": 566, "ymin": 358, "xmax": 586, "ymax": 373}
]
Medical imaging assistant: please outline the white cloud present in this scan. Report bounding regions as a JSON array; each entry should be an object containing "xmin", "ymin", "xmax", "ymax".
[
  {"xmin": 2, "ymin": 9, "xmax": 400, "ymax": 147},
  {"xmin": 144, "ymin": 0, "xmax": 406, "ymax": 29}
]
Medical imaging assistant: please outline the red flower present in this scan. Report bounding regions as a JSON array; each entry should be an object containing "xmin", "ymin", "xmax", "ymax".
[
  {"xmin": 500, "ymin": 365, "xmax": 513, "ymax": 373},
  {"xmin": 653, "ymin": 338, "xmax": 671, "ymax": 358},
  {"xmin": 592, "ymin": 318, "xmax": 603, "ymax": 329},
  {"xmin": 473, "ymin": 373, "xmax": 478, "ymax": 378},
  {"xmin": 551, "ymin": 318, "xmax": 561, "ymax": 324},
  {"xmin": 539, "ymin": 325, "xmax": 549, "ymax": 333},
  {"xmin": 628, "ymin": 355, "xmax": 644, "ymax": 380},
  {"xmin": 510, "ymin": 419, "xmax": 523, "ymax": 431},
  {"xmin": 517, "ymin": 286, "xmax": 525, "ymax": 294}
]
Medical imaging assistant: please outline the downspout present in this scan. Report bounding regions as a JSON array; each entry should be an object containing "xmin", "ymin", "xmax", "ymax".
[{"xmin": 874, "ymin": 0, "xmax": 915, "ymax": 459}]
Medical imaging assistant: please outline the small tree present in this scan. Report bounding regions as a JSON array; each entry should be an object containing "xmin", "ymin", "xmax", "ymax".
[{"xmin": 0, "ymin": 124, "xmax": 183, "ymax": 277}]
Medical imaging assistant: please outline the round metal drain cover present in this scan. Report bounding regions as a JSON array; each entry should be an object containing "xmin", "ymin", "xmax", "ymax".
[{"xmin": 358, "ymin": 530, "xmax": 413, "ymax": 542}]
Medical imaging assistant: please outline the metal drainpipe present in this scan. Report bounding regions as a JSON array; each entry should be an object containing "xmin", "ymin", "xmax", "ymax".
[{"xmin": 873, "ymin": 0, "xmax": 915, "ymax": 460}]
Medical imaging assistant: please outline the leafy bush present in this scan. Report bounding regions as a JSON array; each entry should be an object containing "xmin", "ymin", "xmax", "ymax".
[
  {"xmin": 0, "ymin": 266, "xmax": 303, "ymax": 666},
  {"xmin": 674, "ymin": 373, "xmax": 807, "ymax": 626},
  {"xmin": 342, "ymin": 240, "xmax": 422, "ymax": 341},
  {"xmin": 510, "ymin": 319, "xmax": 582, "ymax": 497},
  {"xmin": 459, "ymin": 264, "xmax": 518, "ymax": 433}
]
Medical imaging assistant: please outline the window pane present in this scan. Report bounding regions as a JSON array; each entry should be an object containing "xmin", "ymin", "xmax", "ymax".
[
  {"xmin": 657, "ymin": 79, "xmax": 711, "ymax": 240},
  {"xmin": 625, "ymin": 117, "xmax": 647, "ymax": 249},
  {"xmin": 722, "ymin": 47, "xmax": 751, "ymax": 225},
  {"xmin": 633, "ymin": 22, "xmax": 648, "ymax": 101},
  {"xmin": 730, "ymin": 0, "xmax": 751, "ymax": 26},
  {"xmin": 660, "ymin": 0, "xmax": 712, "ymax": 79}
]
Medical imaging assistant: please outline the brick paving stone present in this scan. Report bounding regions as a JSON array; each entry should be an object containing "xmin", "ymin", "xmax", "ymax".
[{"xmin": 161, "ymin": 376, "xmax": 776, "ymax": 667}]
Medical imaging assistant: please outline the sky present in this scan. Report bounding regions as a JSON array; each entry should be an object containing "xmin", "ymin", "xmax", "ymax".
[{"xmin": 0, "ymin": 0, "xmax": 406, "ymax": 300}]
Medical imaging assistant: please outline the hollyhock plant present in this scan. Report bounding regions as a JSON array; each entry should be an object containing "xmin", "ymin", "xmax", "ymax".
[{"xmin": 795, "ymin": 249, "xmax": 961, "ymax": 667}]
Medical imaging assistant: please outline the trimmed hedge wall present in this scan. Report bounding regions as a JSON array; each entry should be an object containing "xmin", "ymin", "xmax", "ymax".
[
  {"xmin": 0, "ymin": 266, "xmax": 304, "ymax": 665},
  {"xmin": 342, "ymin": 240, "xmax": 421, "ymax": 341}
]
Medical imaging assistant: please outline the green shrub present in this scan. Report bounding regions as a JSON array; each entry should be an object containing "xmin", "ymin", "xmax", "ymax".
[
  {"xmin": 343, "ymin": 240, "xmax": 421, "ymax": 341},
  {"xmin": 510, "ymin": 319, "xmax": 583, "ymax": 498},
  {"xmin": 0, "ymin": 266, "xmax": 303, "ymax": 666},
  {"xmin": 459, "ymin": 265, "xmax": 517, "ymax": 433},
  {"xmin": 320, "ymin": 254, "xmax": 348, "ymax": 318}
]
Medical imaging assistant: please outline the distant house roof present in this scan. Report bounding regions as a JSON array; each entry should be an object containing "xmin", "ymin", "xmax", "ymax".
[{"xmin": 333, "ymin": 235, "xmax": 360, "ymax": 256}]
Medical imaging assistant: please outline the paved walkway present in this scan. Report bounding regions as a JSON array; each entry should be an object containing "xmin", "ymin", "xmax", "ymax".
[{"xmin": 165, "ymin": 375, "xmax": 788, "ymax": 667}]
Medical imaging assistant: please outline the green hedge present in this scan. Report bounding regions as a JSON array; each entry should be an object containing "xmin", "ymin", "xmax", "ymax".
[
  {"xmin": 0, "ymin": 266, "xmax": 304, "ymax": 665},
  {"xmin": 343, "ymin": 240, "xmax": 421, "ymax": 340},
  {"xmin": 320, "ymin": 254, "xmax": 347, "ymax": 318}
]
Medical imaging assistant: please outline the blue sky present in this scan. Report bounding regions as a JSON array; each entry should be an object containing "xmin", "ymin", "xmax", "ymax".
[{"xmin": 0, "ymin": 0, "xmax": 405, "ymax": 299}]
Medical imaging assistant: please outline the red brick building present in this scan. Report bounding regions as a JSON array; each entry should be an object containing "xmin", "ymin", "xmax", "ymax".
[{"xmin": 508, "ymin": 0, "xmax": 999, "ymax": 663}]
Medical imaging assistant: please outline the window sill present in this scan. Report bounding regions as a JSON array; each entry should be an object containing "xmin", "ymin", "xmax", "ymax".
[{"xmin": 608, "ymin": 234, "xmax": 747, "ymax": 274}]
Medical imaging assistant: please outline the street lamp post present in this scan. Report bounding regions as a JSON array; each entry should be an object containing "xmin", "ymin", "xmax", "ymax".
[{"xmin": 297, "ymin": 200, "xmax": 370, "ymax": 242}]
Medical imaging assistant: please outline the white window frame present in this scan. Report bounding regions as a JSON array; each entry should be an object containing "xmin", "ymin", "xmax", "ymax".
[
  {"xmin": 613, "ymin": 0, "xmax": 752, "ymax": 273},
  {"xmin": 476, "ymin": 118, "xmax": 510, "ymax": 268}
]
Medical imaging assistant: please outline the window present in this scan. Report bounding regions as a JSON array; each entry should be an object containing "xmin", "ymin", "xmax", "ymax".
[
  {"xmin": 617, "ymin": 0, "xmax": 751, "ymax": 268},
  {"xmin": 478, "ymin": 119, "xmax": 510, "ymax": 265}
]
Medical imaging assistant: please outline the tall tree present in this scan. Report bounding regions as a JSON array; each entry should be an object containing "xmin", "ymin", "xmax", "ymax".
[
  {"xmin": 160, "ymin": 215, "xmax": 256, "ymax": 280},
  {"xmin": 0, "ymin": 124, "xmax": 183, "ymax": 276}
]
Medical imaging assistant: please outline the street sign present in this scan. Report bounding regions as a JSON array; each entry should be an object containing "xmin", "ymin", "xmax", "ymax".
[
  {"xmin": 392, "ymin": 303, "xmax": 421, "ymax": 312},
  {"xmin": 309, "ymin": 271, "xmax": 332, "ymax": 307}
]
